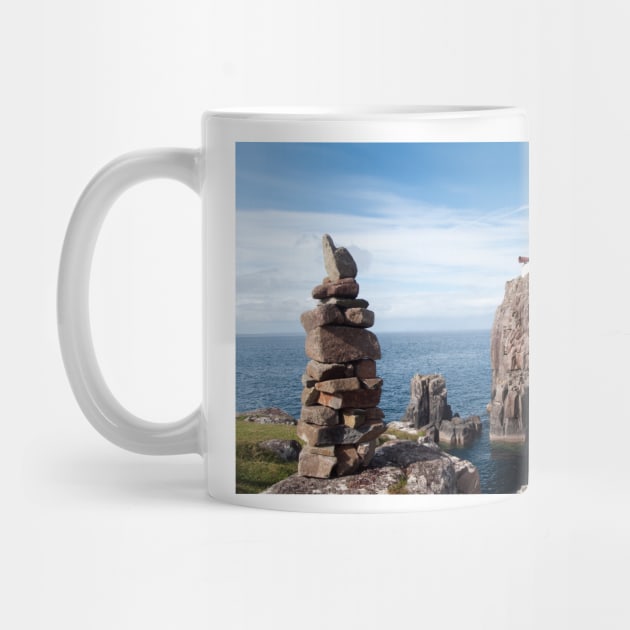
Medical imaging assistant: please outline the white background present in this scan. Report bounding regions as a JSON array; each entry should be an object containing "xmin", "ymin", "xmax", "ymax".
[{"xmin": 1, "ymin": 1, "xmax": 628, "ymax": 628}]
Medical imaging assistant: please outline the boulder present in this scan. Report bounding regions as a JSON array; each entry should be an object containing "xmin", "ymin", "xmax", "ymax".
[
  {"xmin": 312, "ymin": 278, "xmax": 360, "ymax": 299},
  {"xmin": 265, "ymin": 467, "xmax": 406, "ymax": 494},
  {"xmin": 305, "ymin": 326, "xmax": 381, "ymax": 363},
  {"xmin": 449, "ymin": 456, "xmax": 481, "ymax": 494},
  {"xmin": 314, "ymin": 377, "xmax": 361, "ymax": 393},
  {"xmin": 300, "ymin": 405, "xmax": 339, "ymax": 426},
  {"xmin": 258, "ymin": 439, "xmax": 301, "ymax": 462},
  {"xmin": 322, "ymin": 234, "xmax": 358, "ymax": 280},
  {"xmin": 335, "ymin": 445, "xmax": 361, "ymax": 475},
  {"xmin": 438, "ymin": 415, "xmax": 482, "ymax": 447},
  {"xmin": 306, "ymin": 360, "xmax": 353, "ymax": 381},
  {"xmin": 296, "ymin": 419, "xmax": 386, "ymax": 446},
  {"xmin": 342, "ymin": 308, "xmax": 375, "ymax": 328},
  {"xmin": 237, "ymin": 407, "xmax": 296, "ymax": 425},
  {"xmin": 317, "ymin": 388, "xmax": 381, "ymax": 410},
  {"xmin": 300, "ymin": 304, "xmax": 344, "ymax": 332},
  {"xmin": 298, "ymin": 449, "xmax": 337, "ymax": 477}
]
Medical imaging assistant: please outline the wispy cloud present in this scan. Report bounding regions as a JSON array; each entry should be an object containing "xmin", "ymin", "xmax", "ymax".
[{"xmin": 236, "ymin": 201, "xmax": 528, "ymax": 334}]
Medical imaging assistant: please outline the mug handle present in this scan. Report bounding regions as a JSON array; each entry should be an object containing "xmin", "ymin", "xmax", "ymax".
[{"xmin": 58, "ymin": 149, "xmax": 203, "ymax": 455}]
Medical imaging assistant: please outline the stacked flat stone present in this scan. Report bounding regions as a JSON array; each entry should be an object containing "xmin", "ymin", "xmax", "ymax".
[{"xmin": 297, "ymin": 234, "xmax": 386, "ymax": 478}]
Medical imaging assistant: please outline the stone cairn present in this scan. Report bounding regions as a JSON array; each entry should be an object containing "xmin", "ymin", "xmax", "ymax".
[{"xmin": 297, "ymin": 234, "xmax": 386, "ymax": 478}]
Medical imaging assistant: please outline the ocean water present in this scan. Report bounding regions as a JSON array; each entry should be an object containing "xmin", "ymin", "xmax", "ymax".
[{"xmin": 236, "ymin": 331, "xmax": 528, "ymax": 493}]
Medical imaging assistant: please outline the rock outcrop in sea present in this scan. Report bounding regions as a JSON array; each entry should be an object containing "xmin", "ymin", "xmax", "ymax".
[
  {"xmin": 297, "ymin": 234, "xmax": 386, "ymax": 478},
  {"xmin": 403, "ymin": 374, "xmax": 452, "ymax": 428},
  {"xmin": 487, "ymin": 272, "xmax": 529, "ymax": 442},
  {"xmin": 402, "ymin": 373, "xmax": 481, "ymax": 447}
]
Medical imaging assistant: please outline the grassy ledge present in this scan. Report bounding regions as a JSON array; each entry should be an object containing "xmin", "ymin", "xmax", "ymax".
[{"xmin": 236, "ymin": 420, "xmax": 303, "ymax": 494}]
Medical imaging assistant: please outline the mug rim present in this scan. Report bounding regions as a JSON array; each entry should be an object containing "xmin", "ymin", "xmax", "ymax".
[{"xmin": 205, "ymin": 105, "xmax": 522, "ymax": 121}]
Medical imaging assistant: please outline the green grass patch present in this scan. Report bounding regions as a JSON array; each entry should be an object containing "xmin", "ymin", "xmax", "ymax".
[
  {"xmin": 387, "ymin": 477, "xmax": 409, "ymax": 494},
  {"xmin": 235, "ymin": 420, "xmax": 303, "ymax": 494},
  {"xmin": 379, "ymin": 429, "xmax": 426, "ymax": 444}
]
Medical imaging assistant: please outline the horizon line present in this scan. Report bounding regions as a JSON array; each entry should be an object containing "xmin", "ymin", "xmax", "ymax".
[{"xmin": 236, "ymin": 328, "xmax": 491, "ymax": 337}]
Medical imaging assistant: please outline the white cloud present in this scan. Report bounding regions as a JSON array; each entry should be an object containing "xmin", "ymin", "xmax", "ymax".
[{"xmin": 236, "ymin": 203, "xmax": 528, "ymax": 334}]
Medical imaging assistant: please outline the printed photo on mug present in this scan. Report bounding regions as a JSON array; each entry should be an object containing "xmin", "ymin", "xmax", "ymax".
[
  {"xmin": 234, "ymin": 140, "xmax": 529, "ymax": 495},
  {"xmin": 60, "ymin": 107, "xmax": 529, "ymax": 510}
]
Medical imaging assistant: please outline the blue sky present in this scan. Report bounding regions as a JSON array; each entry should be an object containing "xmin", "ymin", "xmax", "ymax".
[{"xmin": 236, "ymin": 142, "xmax": 528, "ymax": 334}]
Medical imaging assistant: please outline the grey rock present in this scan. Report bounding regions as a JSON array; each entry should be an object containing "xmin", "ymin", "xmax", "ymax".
[
  {"xmin": 298, "ymin": 449, "xmax": 337, "ymax": 478},
  {"xmin": 312, "ymin": 278, "xmax": 360, "ymax": 299},
  {"xmin": 335, "ymin": 445, "xmax": 361, "ymax": 476},
  {"xmin": 297, "ymin": 419, "xmax": 386, "ymax": 446},
  {"xmin": 315, "ymin": 377, "xmax": 361, "ymax": 393},
  {"xmin": 373, "ymin": 440, "xmax": 480, "ymax": 494},
  {"xmin": 449, "ymin": 455, "xmax": 481, "ymax": 494},
  {"xmin": 265, "ymin": 467, "xmax": 405, "ymax": 494},
  {"xmin": 322, "ymin": 234, "xmax": 358, "ymax": 281},
  {"xmin": 258, "ymin": 439, "xmax": 302, "ymax": 462},
  {"xmin": 300, "ymin": 405, "xmax": 339, "ymax": 426},
  {"xmin": 265, "ymin": 440, "xmax": 479, "ymax": 494},
  {"xmin": 404, "ymin": 459, "xmax": 457, "ymax": 494},
  {"xmin": 237, "ymin": 407, "xmax": 296, "ymax": 425},
  {"xmin": 317, "ymin": 388, "xmax": 381, "ymax": 410},
  {"xmin": 357, "ymin": 440, "xmax": 376, "ymax": 467},
  {"xmin": 403, "ymin": 374, "xmax": 453, "ymax": 429},
  {"xmin": 342, "ymin": 308, "xmax": 375, "ymax": 328},
  {"xmin": 306, "ymin": 360, "xmax": 354, "ymax": 381},
  {"xmin": 300, "ymin": 304, "xmax": 344, "ymax": 332}
]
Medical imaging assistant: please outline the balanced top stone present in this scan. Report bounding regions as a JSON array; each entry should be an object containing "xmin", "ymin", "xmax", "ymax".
[{"xmin": 322, "ymin": 234, "xmax": 358, "ymax": 281}]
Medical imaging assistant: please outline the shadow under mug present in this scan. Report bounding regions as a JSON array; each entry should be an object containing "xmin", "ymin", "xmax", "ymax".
[{"xmin": 58, "ymin": 107, "xmax": 529, "ymax": 512}]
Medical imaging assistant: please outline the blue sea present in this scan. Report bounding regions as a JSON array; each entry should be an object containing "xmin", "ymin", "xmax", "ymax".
[{"xmin": 236, "ymin": 331, "xmax": 528, "ymax": 493}]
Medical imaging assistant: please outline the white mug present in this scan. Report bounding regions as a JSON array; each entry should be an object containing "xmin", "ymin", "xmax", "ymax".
[{"xmin": 59, "ymin": 107, "xmax": 529, "ymax": 512}]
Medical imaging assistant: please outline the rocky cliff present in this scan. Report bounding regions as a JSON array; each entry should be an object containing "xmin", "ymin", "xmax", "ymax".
[{"xmin": 488, "ymin": 273, "xmax": 529, "ymax": 442}]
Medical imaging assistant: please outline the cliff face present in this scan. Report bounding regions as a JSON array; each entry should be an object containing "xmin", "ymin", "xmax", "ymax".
[{"xmin": 488, "ymin": 273, "xmax": 529, "ymax": 442}]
